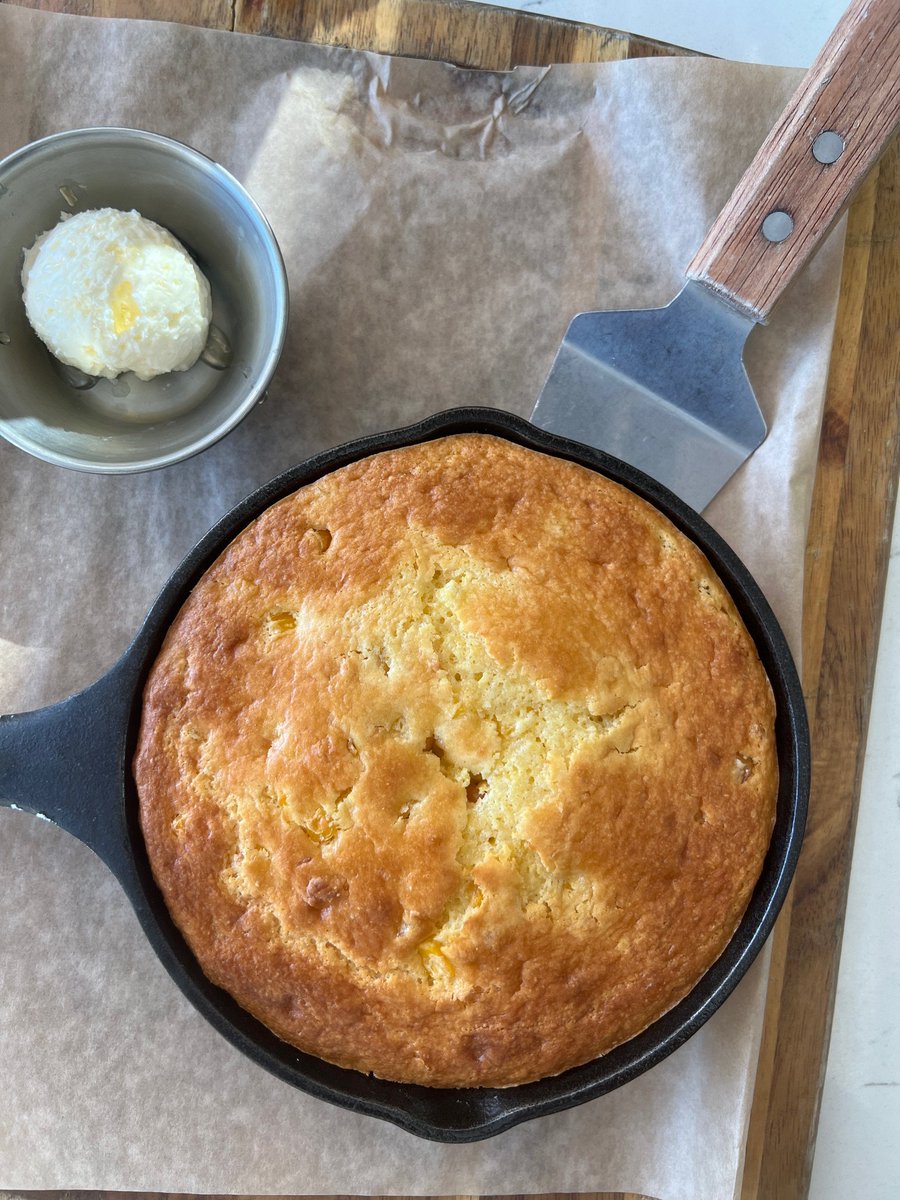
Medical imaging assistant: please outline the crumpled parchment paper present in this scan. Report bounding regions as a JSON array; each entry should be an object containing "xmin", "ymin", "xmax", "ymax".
[{"xmin": 0, "ymin": 6, "xmax": 845, "ymax": 1198}]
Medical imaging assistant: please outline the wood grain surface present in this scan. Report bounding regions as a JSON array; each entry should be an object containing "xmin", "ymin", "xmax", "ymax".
[{"xmin": 4, "ymin": 1, "xmax": 898, "ymax": 1198}]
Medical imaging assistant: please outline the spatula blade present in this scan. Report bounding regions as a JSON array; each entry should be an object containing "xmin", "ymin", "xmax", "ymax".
[{"xmin": 531, "ymin": 282, "xmax": 765, "ymax": 511}]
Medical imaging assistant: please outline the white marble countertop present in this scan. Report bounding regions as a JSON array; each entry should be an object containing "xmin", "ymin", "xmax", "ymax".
[{"xmin": 473, "ymin": 3, "xmax": 899, "ymax": 1196}]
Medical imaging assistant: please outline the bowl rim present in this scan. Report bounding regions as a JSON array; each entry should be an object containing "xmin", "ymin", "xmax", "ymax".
[{"xmin": 0, "ymin": 126, "xmax": 289, "ymax": 474}]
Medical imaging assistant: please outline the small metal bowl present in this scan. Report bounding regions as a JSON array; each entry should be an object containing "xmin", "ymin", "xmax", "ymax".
[{"xmin": 0, "ymin": 128, "xmax": 288, "ymax": 472}]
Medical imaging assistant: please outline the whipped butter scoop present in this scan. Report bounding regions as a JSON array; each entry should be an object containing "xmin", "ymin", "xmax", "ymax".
[{"xmin": 22, "ymin": 208, "xmax": 211, "ymax": 381}]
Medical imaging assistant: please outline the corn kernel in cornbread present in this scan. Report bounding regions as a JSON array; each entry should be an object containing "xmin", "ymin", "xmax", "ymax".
[{"xmin": 135, "ymin": 434, "xmax": 777, "ymax": 1087}]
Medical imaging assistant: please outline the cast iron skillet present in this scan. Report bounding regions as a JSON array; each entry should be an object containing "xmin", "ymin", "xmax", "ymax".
[{"xmin": 0, "ymin": 407, "xmax": 809, "ymax": 1142}]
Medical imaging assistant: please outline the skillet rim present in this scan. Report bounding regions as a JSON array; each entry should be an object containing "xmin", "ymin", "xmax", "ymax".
[{"xmin": 113, "ymin": 405, "xmax": 808, "ymax": 1141}]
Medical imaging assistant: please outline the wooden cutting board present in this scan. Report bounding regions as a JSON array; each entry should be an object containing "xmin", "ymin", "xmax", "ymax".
[{"xmin": 8, "ymin": 1, "xmax": 899, "ymax": 1197}]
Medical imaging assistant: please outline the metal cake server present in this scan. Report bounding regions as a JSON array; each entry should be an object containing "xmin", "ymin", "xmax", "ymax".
[{"xmin": 532, "ymin": 0, "xmax": 900, "ymax": 511}]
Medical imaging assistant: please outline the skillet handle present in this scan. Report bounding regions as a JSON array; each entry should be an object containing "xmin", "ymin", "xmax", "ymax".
[{"xmin": 0, "ymin": 660, "xmax": 135, "ymax": 874}]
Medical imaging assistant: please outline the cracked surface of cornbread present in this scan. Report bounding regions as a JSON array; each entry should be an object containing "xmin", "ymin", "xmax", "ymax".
[{"xmin": 135, "ymin": 434, "xmax": 777, "ymax": 1087}]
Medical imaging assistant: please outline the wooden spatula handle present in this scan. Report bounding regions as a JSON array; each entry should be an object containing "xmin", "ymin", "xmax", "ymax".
[{"xmin": 687, "ymin": 0, "xmax": 900, "ymax": 322}]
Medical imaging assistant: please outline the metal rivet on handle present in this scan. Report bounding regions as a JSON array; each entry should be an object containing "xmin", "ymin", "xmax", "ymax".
[
  {"xmin": 761, "ymin": 210, "xmax": 794, "ymax": 242},
  {"xmin": 813, "ymin": 131, "xmax": 845, "ymax": 164}
]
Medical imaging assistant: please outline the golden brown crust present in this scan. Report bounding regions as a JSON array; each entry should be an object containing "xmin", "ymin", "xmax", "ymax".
[{"xmin": 135, "ymin": 434, "xmax": 777, "ymax": 1087}]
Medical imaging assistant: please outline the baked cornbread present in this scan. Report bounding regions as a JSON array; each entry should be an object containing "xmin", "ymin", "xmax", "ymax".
[{"xmin": 135, "ymin": 434, "xmax": 777, "ymax": 1087}]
